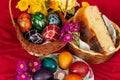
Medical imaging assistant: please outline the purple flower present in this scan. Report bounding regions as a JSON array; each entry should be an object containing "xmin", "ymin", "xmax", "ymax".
[
  {"xmin": 17, "ymin": 72, "xmax": 30, "ymax": 80},
  {"xmin": 27, "ymin": 60, "xmax": 34, "ymax": 68},
  {"xmin": 59, "ymin": 29, "xmax": 65, "ymax": 39},
  {"xmin": 63, "ymin": 22, "xmax": 70, "ymax": 32},
  {"xmin": 62, "ymin": 33, "xmax": 73, "ymax": 43},
  {"xmin": 33, "ymin": 59, "xmax": 41, "ymax": 68},
  {"xmin": 17, "ymin": 61, "xmax": 27, "ymax": 73},
  {"xmin": 70, "ymin": 21, "xmax": 80, "ymax": 32},
  {"xmin": 27, "ymin": 59, "xmax": 41, "ymax": 73},
  {"xmin": 30, "ymin": 67, "xmax": 37, "ymax": 73}
]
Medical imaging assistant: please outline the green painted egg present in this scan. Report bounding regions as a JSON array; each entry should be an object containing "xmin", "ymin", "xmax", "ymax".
[
  {"xmin": 32, "ymin": 13, "xmax": 47, "ymax": 31},
  {"xmin": 42, "ymin": 57, "xmax": 57, "ymax": 73}
]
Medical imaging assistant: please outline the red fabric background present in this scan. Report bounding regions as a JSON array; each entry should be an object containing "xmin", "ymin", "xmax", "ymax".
[{"xmin": 0, "ymin": 0, "xmax": 120, "ymax": 80}]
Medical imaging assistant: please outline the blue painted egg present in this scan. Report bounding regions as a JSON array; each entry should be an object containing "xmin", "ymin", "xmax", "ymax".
[
  {"xmin": 48, "ymin": 13, "xmax": 61, "ymax": 27},
  {"xmin": 42, "ymin": 57, "xmax": 57, "ymax": 73}
]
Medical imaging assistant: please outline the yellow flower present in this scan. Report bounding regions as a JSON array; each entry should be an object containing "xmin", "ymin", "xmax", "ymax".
[
  {"xmin": 16, "ymin": 0, "xmax": 29, "ymax": 11},
  {"xmin": 49, "ymin": 1, "xmax": 60, "ymax": 11},
  {"xmin": 56, "ymin": 0, "xmax": 79, "ymax": 11},
  {"xmin": 16, "ymin": 0, "xmax": 48, "ymax": 15},
  {"xmin": 82, "ymin": 2, "xmax": 90, "ymax": 7},
  {"xmin": 28, "ymin": 0, "xmax": 48, "ymax": 15},
  {"xmin": 27, "ymin": 3, "xmax": 41, "ymax": 14}
]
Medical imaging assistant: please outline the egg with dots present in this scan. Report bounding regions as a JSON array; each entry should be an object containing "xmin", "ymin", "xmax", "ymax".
[
  {"xmin": 17, "ymin": 13, "xmax": 32, "ymax": 32},
  {"xmin": 42, "ymin": 24, "xmax": 60, "ymax": 41}
]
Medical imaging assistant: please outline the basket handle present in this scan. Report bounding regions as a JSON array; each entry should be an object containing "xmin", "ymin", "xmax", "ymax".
[
  {"xmin": 9, "ymin": 0, "xmax": 16, "ymax": 27},
  {"xmin": 64, "ymin": 0, "xmax": 68, "ymax": 18}
]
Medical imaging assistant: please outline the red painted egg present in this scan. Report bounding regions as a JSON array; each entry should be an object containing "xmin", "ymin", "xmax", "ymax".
[
  {"xmin": 17, "ymin": 13, "xmax": 32, "ymax": 32},
  {"xmin": 42, "ymin": 25, "xmax": 60, "ymax": 41}
]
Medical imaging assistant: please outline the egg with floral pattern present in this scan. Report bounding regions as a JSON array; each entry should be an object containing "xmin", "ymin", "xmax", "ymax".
[
  {"xmin": 48, "ymin": 13, "xmax": 61, "ymax": 27},
  {"xmin": 32, "ymin": 13, "xmax": 47, "ymax": 32},
  {"xmin": 17, "ymin": 13, "xmax": 32, "ymax": 32},
  {"xmin": 24, "ymin": 29, "xmax": 43, "ymax": 44}
]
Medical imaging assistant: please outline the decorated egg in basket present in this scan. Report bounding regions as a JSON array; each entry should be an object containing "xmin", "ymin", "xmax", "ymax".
[
  {"xmin": 24, "ymin": 29, "xmax": 43, "ymax": 44},
  {"xmin": 48, "ymin": 13, "xmax": 61, "ymax": 27},
  {"xmin": 32, "ymin": 13, "xmax": 47, "ymax": 31},
  {"xmin": 42, "ymin": 24, "xmax": 60, "ymax": 41},
  {"xmin": 17, "ymin": 13, "xmax": 32, "ymax": 32}
]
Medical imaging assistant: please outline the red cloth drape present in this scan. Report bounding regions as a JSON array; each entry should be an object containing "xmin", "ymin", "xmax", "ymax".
[{"xmin": 0, "ymin": 0, "xmax": 120, "ymax": 80}]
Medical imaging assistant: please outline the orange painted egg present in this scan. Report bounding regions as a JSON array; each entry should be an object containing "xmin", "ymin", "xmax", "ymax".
[
  {"xmin": 17, "ymin": 13, "xmax": 32, "ymax": 32},
  {"xmin": 64, "ymin": 74, "xmax": 83, "ymax": 80},
  {"xmin": 58, "ymin": 51, "xmax": 73, "ymax": 70}
]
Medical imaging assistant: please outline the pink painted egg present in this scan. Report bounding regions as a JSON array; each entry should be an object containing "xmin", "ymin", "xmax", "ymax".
[{"xmin": 42, "ymin": 25, "xmax": 60, "ymax": 41}]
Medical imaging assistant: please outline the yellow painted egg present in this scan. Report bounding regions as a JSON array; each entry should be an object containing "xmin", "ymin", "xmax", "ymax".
[{"xmin": 58, "ymin": 51, "xmax": 73, "ymax": 70}]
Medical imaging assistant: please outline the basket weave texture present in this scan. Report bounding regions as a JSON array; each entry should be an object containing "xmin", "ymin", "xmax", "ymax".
[
  {"xmin": 9, "ymin": 0, "xmax": 120, "ymax": 63},
  {"xmin": 9, "ymin": 0, "xmax": 66, "ymax": 56},
  {"xmin": 68, "ymin": 22, "xmax": 120, "ymax": 64}
]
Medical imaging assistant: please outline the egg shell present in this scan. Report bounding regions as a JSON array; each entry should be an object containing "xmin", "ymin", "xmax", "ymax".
[
  {"xmin": 32, "ymin": 13, "xmax": 47, "ymax": 31},
  {"xmin": 48, "ymin": 13, "xmax": 61, "ymax": 27},
  {"xmin": 42, "ymin": 24, "xmax": 60, "ymax": 41},
  {"xmin": 17, "ymin": 13, "xmax": 32, "ymax": 32},
  {"xmin": 58, "ymin": 51, "xmax": 73, "ymax": 70},
  {"xmin": 32, "ymin": 68, "xmax": 54, "ymax": 80},
  {"xmin": 42, "ymin": 57, "xmax": 57, "ymax": 73},
  {"xmin": 24, "ymin": 29, "xmax": 43, "ymax": 44}
]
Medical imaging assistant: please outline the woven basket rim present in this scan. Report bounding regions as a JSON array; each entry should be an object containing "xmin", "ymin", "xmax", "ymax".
[
  {"xmin": 8, "ymin": 0, "xmax": 67, "ymax": 56},
  {"xmin": 68, "ymin": 21, "xmax": 120, "ymax": 64}
]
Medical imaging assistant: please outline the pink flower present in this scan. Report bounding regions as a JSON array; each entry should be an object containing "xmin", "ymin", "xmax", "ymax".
[
  {"xmin": 69, "ymin": 21, "xmax": 80, "ymax": 32},
  {"xmin": 27, "ymin": 59, "xmax": 41, "ymax": 73},
  {"xmin": 17, "ymin": 72, "xmax": 30, "ymax": 80},
  {"xmin": 59, "ymin": 29, "xmax": 65, "ymax": 39},
  {"xmin": 62, "ymin": 33, "xmax": 73, "ymax": 43},
  {"xmin": 17, "ymin": 61, "xmax": 28, "ymax": 73},
  {"xmin": 63, "ymin": 22, "xmax": 70, "ymax": 32}
]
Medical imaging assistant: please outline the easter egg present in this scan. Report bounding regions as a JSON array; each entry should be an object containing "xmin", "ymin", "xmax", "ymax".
[
  {"xmin": 58, "ymin": 51, "xmax": 73, "ymax": 70},
  {"xmin": 24, "ymin": 29, "xmax": 43, "ymax": 44},
  {"xmin": 17, "ymin": 13, "xmax": 32, "ymax": 32},
  {"xmin": 42, "ymin": 57, "xmax": 57, "ymax": 73},
  {"xmin": 69, "ymin": 61, "xmax": 89, "ymax": 77},
  {"xmin": 32, "ymin": 13, "xmax": 47, "ymax": 31},
  {"xmin": 64, "ymin": 74, "xmax": 83, "ymax": 80},
  {"xmin": 54, "ymin": 70, "xmax": 67, "ymax": 80},
  {"xmin": 42, "ymin": 24, "xmax": 60, "ymax": 41},
  {"xmin": 48, "ymin": 13, "xmax": 61, "ymax": 27},
  {"xmin": 32, "ymin": 68, "xmax": 54, "ymax": 80}
]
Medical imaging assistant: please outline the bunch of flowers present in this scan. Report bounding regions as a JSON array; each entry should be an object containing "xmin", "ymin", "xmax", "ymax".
[
  {"xmin": 16, "ymin": 0, "xmax": 79, "ymax": 16},
  {"xmin": 59, "ymin": 21, "xmax": 80, "ymax": 47},
  {"xmin": 16, "ymin": 59, "xmax": 41, "ymax": 80},
  {"xmin": 16, "ymin": 0, "xmax": 48, "ymax": 15}
]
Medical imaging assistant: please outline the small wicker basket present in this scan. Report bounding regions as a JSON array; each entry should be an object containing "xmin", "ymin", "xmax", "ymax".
[
  {"xmin": 9, "ymin": 0, "xmax": 66, "ymax": 56},
  {"xmin": 68, "ymin": 22, "xmax": 120, "ymax": 64}
]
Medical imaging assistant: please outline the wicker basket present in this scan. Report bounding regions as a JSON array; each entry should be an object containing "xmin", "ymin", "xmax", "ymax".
[
  {"xmin": 68, "ymin": 22, "xmax": 120, "ymax": 64},
  {"xmin": 9, "ymin": 0, "xmax": 66, "ymax": 56}
]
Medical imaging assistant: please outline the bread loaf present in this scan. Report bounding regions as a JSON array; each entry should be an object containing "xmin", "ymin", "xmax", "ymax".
[{"xmin": 74, "ymin": 6, "xmax": 115, "ymax": 53}]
